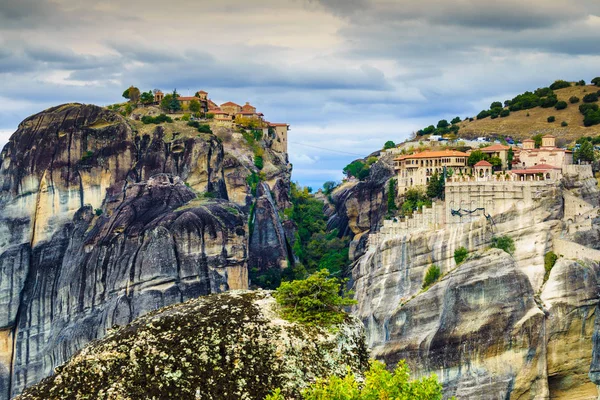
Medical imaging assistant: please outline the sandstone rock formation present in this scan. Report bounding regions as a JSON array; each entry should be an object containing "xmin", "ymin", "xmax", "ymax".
[
  {"xmin": 15, "ymin": 290, "xmax": 369, "ymax": 400},
  {"xmin": 0, "ymin": 104, "xmax": 294, "ymax": 398},
  {"xmin": 341, "ymin": 156, "xmax": 600, "ymax": 398}
]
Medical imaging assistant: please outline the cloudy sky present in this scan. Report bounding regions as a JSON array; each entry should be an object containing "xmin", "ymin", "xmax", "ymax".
[{"xmin": 1, "ymin": 0, "xmax": 600, "ymax": 188}]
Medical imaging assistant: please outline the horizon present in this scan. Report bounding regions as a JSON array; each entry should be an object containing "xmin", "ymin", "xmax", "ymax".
[{"xmin": 2, "ymin": 0, "xmax": 600, "ymax": 189}]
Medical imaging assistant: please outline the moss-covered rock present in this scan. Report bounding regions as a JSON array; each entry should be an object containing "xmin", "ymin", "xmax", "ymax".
[{"xmin": 16, "ymin": 291, "xmax": 369, "ymax": 400}]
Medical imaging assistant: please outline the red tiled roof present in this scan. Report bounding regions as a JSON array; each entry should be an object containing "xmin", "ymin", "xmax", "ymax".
[
  {"xmin": 269, "ymin": 123, "xmax": 288, "ymax": 127},
  {"xmin": 480, "ymin": 144, "xmax": 509, "ymax": 152},
  {"xmin": 178, "ymin": 96, "xmax": 199, "ymax": 101},
  {"xmin": 237, "ymin": 111, "xmax": 258, "ymax": 115},
  {"xmin": 221, "ymin": 101, "xmax": 240, "ymax": 107},
  {"xmin": 208, "ymin": 108, "xmax": 227, "ymax": 114},
  {"xmin": 474, "ymin": 160, "xmax": 492, "ymax": 167},
  {"xmin": 395, "ymin": 150, "xmax": 468, "ymax": 161},
  {"xmin": 511, "ymin": 163, "xmax": 561, "ymax": 174},
  {"xmin": 197, "ymin": 90, "xmax": 208, "ymax": 94},
  {"xmin": 522, "ymin": 139, "xmax": 535, "ymax": 142}
]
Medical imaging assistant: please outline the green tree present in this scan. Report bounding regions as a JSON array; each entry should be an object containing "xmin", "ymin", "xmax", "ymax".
[
  {"xmin": 489, "ymin": 156, "xmax": 502, "ymax": 169},
  {"xmin": 584, "ymin": 110, "xmax": 600, "ymax": 127},
  {"xmin": 168, "ymin": 89, "xmax": 182, "ymax": 112},
  {"xmin": 467, "ymin": 150, "xmax": 486, "ymax": 166},
  {"xmin": 387, "ymin": 178, "xmax": 397, "ymax": 213},
  {"xmin": 490, "ymin": 101, "xmax": 503, "ymax": 109},
  {"xmin": 549, "ymin": 80, "xmax": 571, "ymax": 90},
  {"xmin": 437, "ymin": 119, "xmax": 449, "ymax": 129},
  {"xmin": 122, "ymin": 87, "xmax": 131, "ymax": 99},
  {"xmin": 273, "ymin": 269, "xmax": 356, "ymax": 326},
  {"xmin": 323, "ymin": 181, "xmax": 337, "ymax": 194},
  {"xmin": 401, "ymin": 188, "xmax": 431, "ymax": 215},
  {"xmin": 343, "ymin": 160, "xmax": 369, "ymax": 180},
  {"xmin": 491, "ymin": 235, "xmax": 515, "ymax": 255},
  {"xmin": 575, "ymin": 140, "xmax": 595, "ymax": 162},
  {"xmin": 426, "ymin": 172, "xmax": 444, "ymax": 200},
  {"xmin": 547, "ymin": 116, "xmax": 556, "ymax": 123},
  {"xmin": 454, "ymin": 247, "xmax": 468, "ymax": 265},
  {"xmin": 500, "ymin": 109, "xmax": 510, "ymax": 117},
  {"xmin": 301, "ymin": 360, "xmax": 444, "ymax": 400},
  {"xmin": 451, "ymin": 116, "xmax": 461, "ymax": 124},
  {"xmin": 592, "ymin": 77, "xmax": 600, "ymax": 86},
  {"xmin": 507, "ymin": 147, "xmax": 514, "ymax": 170},
  {"xmin": 544, "ymin": 251, "xmax": 558, "ymax": 282},
  {"xmin": 561, "ymin": 121, "xmax": 568, "ymax": 127},
  {"xmin": 532, "ymin": 134, "xmax": 543, "ymax": 148},
  {"xmin": 554, "ymin": 101, "xmax": 568, "ymax": 110},
  {"xmin": 422, "ymin": 265, "xmax": 441, "ymax": 289},
  {"xmin": 583, "ymin": 92, "xmax": 599, "ymax": 103},
  {"xmin": 189, "ymin": 100, "xmax": 201, "ymax": 113},
  {"xmin": 128, "ymin": 86, "xmax": 141, "ymax": 104},
  {"xmin": 477, "ymin": 110, "xmax": 490, "ymax": 120},
  {"xmin": 140, "ymin": 91, "xmax": 154, "ymax": 105},
  {"xmin": 570, "ymin": 96, "xmax": 580, "ymax": 104},
  {"xmin": 383, "ymin": 140, "xmax": 396, "ymax": 150}
]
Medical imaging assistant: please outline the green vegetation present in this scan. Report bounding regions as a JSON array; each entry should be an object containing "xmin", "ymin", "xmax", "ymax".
[
  {"xmin": 400, "ymin": 188, "xmax": 431, "ymax": 215},
  {"xmin": 81, "ymin": 150, "xmax": 94, "ymax": 163},
  {"xmin": 500, "ymin": 109, "xmax": 510, "ymax": 118},
  {"xmin": 593, "ymin": 77, "xmax": 600, "ymax": 86},
  {"xmin": 574, "ymin": 140, "xmax": 595, "ymax": 163},
  {"xmin": 583, "ymin": 92, "xmax": 599, "ymax": 103},
  {"xmin": 554, "ymin": 101, "xmax": 568, "ymax": 110},
  {"xmin": 343, "ymin": 160, "xmax": 370, "ymax": 181},
  {"xmin": 549, "ymin": 80, "xmax": 571, "ymax": 90},
  {"xmin": 454, "ymin": 247, "xmax": 468, "ymax": 265},
  {"xmin": 383, "ymin": 140, "xmax": 396, "ymax": 150},
  {"xmin": 451, "ymin": 116, "xmax": 461, "ymax": 124},
  {"xmin": 299, "ymin": 359, "xmax": 443, "ymax": 400},
  {"xmin": 94, "ymin": 208, "xmax": 103, "ymax": 216},
  {"xmin": 122, "ymin": 86, "xmax": 140, "ymax": 103},
  {"xmin": 188, "ymin": 100, "xmax": 201, "ymax": 113},
  {"xmin": 426, "ymin": 172, "xmax": 444, "ymax": 200},
  {"xmin": 387, "ymin": 178, "xmax": 397, "ymax": 214},
  {"xmin": 422, "ymin": 265, "xmax": 441, "ymax": 289},
  {"xmin": 562, "ymin": 121, "xmax": 568, "ymax": 127},
  {"xmin": 273, "ymin": 269, "xmax": 356, "ymax": 327},
  {"xmin": 544, "ymin": 251, "xmax": 558, "ymax": 282},
  {"xmin": 322, "ymin": 181, "xmax": 338, "ymax": 195},
  {"xmin": 532, "ymin": 133, "xmax": 543, "ymax": 148},
  {"xmin": 491, "ymin": 235, "xmax": 515, "ymax": 255},
  {"xmin": 547, "ymin": 116, "xmax": 556, "ymax": 123},
  {"xmin": 570, "ymin": 96, "xmax": 580, "ymax": 104},
  {"xmin": 187, "ymin": 120, "xmax": 212, "ymax": 133},
  {"xmin": 246, "ymin": 172, "xmax": 261, "ymax": 196},
  {"xmin": 287, "ymin": 183, "xmax": 350, "ymax": 278},
  {"xmin": 254, "ymin": 155, "xmax": 264, "ymax": 170},
  {"xmin": 467, "ymin": 150, "xmax": 485, "ymax": 166},
  {"xmin": 141, "ymin": 114, "xmax": 173, "ymax": 124},
  {"xmin": 140, "ymin": 90, "xmax": 154, "ymax": 105}
]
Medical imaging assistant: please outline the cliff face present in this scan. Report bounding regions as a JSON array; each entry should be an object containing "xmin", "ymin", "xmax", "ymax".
[
  {"xmin": 0, "ymin": 104, "xmax": 293, "ymax": 398},
  {"xmin": 15, "ymin": 290, "xmax": 369, "ymax": 400},
  {"xmin": 337, "ymin": 158, "xmax": 600, "ymax": 398}
]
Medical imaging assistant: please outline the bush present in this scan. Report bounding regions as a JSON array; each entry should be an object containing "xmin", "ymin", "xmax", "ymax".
[
  {"xmin": 141, "ymin": 114, "xmax": 173, "ymax": 124},
  {"xmin": 422, "ymin": 265, "xmax": 441, "ymax": 289},
  {"xmin": 583, "ymin": 92, "xmax": 599, "ymax": 103},
  {"xmin": 451, "ymin": 116, "xmax": 461, "ymax": 124},
  {"xmin": 454, "ymin": 247, "xmax": 468, "ymax": 265},
  {"xmin": 383, "ymin": 140, "xmax": 396, "ymax": 150},
  {"xmin": 300, "ymin": 360, "xmax": 443, "ymax": 400},
  {"xmin": 197, "ymin": 124, "xmax": 212, "ymax": 133},
  {"xmin": 540, "ymin": 96, "xmax": 558, "ymax": 108},
  {"xmin": 580, "ymin": 103, "xmax": 599, "ymax": 115},
  {"xmin": 254, "ymin": 155, "xmax": 264, "ymax": 170},
  {"xmin": 592, "ymin": 77, "xmax": 600, "ymax": 86},
  {"xmin": 549, "ymin": 80, "xmax": 571, "ymax": 90},
  {"xmin": 491, "ymin": 235, "xmax": 515, "ymax": 255},
  {"xmin": 181, "ymin": 113, "xmax": 191, "ymax": 121},
  {"xmin": 570, "ymin": 96, "xmax": 580, "ymax": 104},
  {"xmin": 576, "ymin": 80, "xmax": 586, "ymax": 86},
  {"xmin": 554, "ymin": 101, "xmax": 567, "ymax": 110},
  {"xmin": 561, "ymin": 121, "xmax": 568, "ymax": 127},
  {"xmin": 94, "ymin": 208, "xmax": 103, "ymax": 216},
  {"xmin": 500, "ymin": 109, "xmax": 510, "ymax": 118},
  {"xmin": 547, "ymin": 116, "xmax": 556, "ymax": 123},
  {"xmin": 584, "ymin": 110, "xmax": 600, "ymax": 127},
  {"xmin": 544, "ymin": 251, "xmax": 558, "ymax": 281},
  {"xmin": 490, "ymin": 101, "xmax": 503, "ymax": 109},
  {"xmin": 343, "ymin": 160, "xmax": 370, "ymax": 181},
  {"xmin": 477, "ymin": 110, "xmax": 490, "ymax": 120},
  {"xmin": 273, "ymin": 269, "xmax": 356, "ymax": 326}
]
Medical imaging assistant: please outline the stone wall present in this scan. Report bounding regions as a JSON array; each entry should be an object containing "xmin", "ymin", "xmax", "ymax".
[{"xmin": 554, "ymin": 239, "xmax": 600, "ymax": 261}]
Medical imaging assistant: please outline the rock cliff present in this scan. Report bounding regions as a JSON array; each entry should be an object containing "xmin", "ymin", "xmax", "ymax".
[
  {"xmin": 0, "ymin": 104, "xmax": 294, "ymax": 398},
  {"xmin": 331, "ymin": 154, "xmax": 600, "ymax": 398},
  {"xmin": 15, "ymin": 290, "xmax": 369, "ymax": 400}
]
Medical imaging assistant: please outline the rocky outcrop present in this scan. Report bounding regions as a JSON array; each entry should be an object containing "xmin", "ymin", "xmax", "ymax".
[
  {"xmin": 15, "ymin": 290, "xmax": 369, "ymax": 400},
  {"xmin": 0, "ymin": 104, "xmax": 293, "ymax": 398},
  {"xmin": 351, "ymin": 165, "xmax": 600, "ymax": 398}
]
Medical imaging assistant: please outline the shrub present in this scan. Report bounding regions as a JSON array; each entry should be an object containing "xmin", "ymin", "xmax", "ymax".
[
  {"xmin": 554, "ymin": 101, "xmax": 568, "ymax": 110},
  {"xmin": 451, "ymin": 116, "xmax": 461, "ymax": 124},
  {"xmin": 422, "ymin": 265, "xmax": 441, "ymax": 289},
  {"xmin": 477, "ymin": 110, "xmax": 490, "ymax": 120},
  {"xmin": 570, "ymin": 96, "xmax": 580, "ymax": 104},
  {"xmin": 540, "ymin": 96, "xmax": 558, "ymax": 108},
  {"xmin": 383, "ymin": 140, "xmax": 396, "ymax": 150},
  {"xmin": 583, "ymin": 92, "xmax": 599, "ymax": 103},
  {"xmin": 491, "ymin": 235, "xmax": 515, "ymax": 255},
  {"xmin": 94, "ymin": 208, "xmax": 103, "ymax": 216},
  {"xmin": 490, "ymin": 101, "xmax": 503, "ymax": 109},
  {"xmin": 343, "ymin": 160, "xmax": 369, "ymax": 181},
  {"xmin": 301, "ymin": 360, "xmax": 443, "ymax": 400},
  {"xmin": 197, "ymin": 124, "xmax": 212, "ymax": 133},
  {"xmin": 254, "ymin": 155, "xmax": 264, "ymax": 170},
  {"xmin": 387, "ymin": 178, "xmax": 397, "ymax": 213},
  {"xmin": 544, "ymin": 251, "xmax": 558, "ymax": 281},
  {"xmin": 580, "ymin": 103, "xmax": 599, "ymax": 115},
  {"xmin": 273, "ymin": 269, "xmax": 356, "ymax": 326},
  {"xmin": 584, "ymin": 110, "xmax": 600, "ymax": 127},
  {"xmin": 454, "ymin": 247, "xmax": 468, "ymax": 265},
  {"xmin": 500, "ymin": 109, "xmax": 510, "ymax": 117},
  {"xmin": 246, "ymin": 172, "xmax": 261, "ymax": 196},
  {"xmin": 141, "ymin": 114, "xmax": 173, "ymax": 124},
  {"xmin": 576, "ymin": 80, "xmax": 586, "ymax": 86},
  {"xmin": 561, "ymin": 121, "xmax": 568, "ymax": 127},
  {"xmin": 549, "ymin": 80, "xmax": 571, "ymax": 90},
  {"xmin": 181, "ymin": 113, "xmax": 191, "ymax": 121},
  {"xmin": 437, "ymin": 119, "xmax": 449, "ymax": 129},
  {"xmin": 592, "ymin": 77, "xmax": 600, "ymax": 86},
  {"xmin": 547, "ymin": 116, "xmax": 556, "ymax": 123}
]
